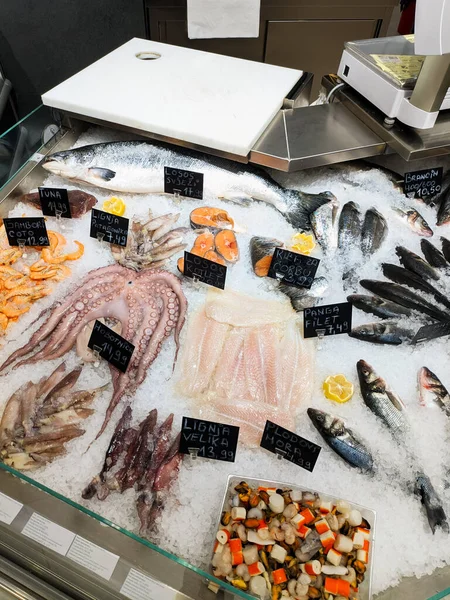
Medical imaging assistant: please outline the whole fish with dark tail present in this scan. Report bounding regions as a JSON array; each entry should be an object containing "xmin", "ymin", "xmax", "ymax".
[
  {"xmin": 381, "ymin": 264, "xmax": 450, "ymax": 311},
  {"xmin": 437, "ymin": 185, "xmax": 450, "ymax": 226},
  {"xmin": 360, "ymin": 280, "xmax": 450, "ymax": 323},
  {"xmin": 42, "ymin": 141, "xmax": 334, "ymax": 231},
  {"xmin": 350, "ymin": 321, "xmax": 413, "ymax": 345},
  {"xmin": 347, "ymin": 294, "xmax": 412, "ymax": 319},
  {"xmin": 396, "ymin": 246, "xmax": 440, "ymax": 281},
  {"xmin": 415, "ymin": 474, "xmax": 449, "ymax": 534},
  {"xmin": 420, "ymin": 239, "xmax": 448, "ymax": 269},
  {"xmin": 307, "ymin": 408, "xmax": 374, "ymax": 472},
  {"xmin": 442, "ymin": 237, "xmax": 450, "ymax": 263}
]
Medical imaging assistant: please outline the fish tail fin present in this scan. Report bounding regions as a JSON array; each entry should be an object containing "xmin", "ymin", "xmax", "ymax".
[{"xmin": 283, "ymin": 190, "xmax": 335, "ymax": 231}]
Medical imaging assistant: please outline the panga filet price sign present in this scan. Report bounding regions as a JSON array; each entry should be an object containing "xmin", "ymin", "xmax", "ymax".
[{"xmin": 303, "ymin": 302, "xmax": 352, "ymax": 338}]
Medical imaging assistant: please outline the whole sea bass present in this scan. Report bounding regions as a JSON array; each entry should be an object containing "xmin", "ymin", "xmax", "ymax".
[
  {"xmin": 307, "ymin": 408, "xmax": 374, "ymax": 472},
  {"xmin": 43, "ymin": 141, "xmax": 334, "ymax": 230}
]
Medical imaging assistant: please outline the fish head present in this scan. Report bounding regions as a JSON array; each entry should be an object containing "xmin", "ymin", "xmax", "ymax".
[
  {"xmin": 307, "ymin": 408, "xmax": 343, "ymax": 436},
  {"xmin": 356, "ymin": 359, "xmax": 378, "ymax": 390},
  {"xmin": 43, "ymin": 151, "xmax": 83, "ymax": 179}
]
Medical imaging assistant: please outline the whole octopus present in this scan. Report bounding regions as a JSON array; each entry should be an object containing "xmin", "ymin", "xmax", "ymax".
[{"xmin": 0, "ymin": 264, "xmax": 187, "ymax": 438}]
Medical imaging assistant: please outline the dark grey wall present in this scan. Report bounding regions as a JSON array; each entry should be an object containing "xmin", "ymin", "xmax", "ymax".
[{"xmin": 0, "ymin": 0, "xmax": 146, "ymax": 117}]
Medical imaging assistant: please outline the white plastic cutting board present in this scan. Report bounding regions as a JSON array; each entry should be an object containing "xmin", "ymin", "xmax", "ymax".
[{"xmin": 42, "ymin": 39, "xmax": 302, "ymax": 157}]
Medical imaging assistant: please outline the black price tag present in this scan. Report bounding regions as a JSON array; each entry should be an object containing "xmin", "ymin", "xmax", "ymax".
[
  {"xmin": 404, "ymin": 167, "xmax": 443, "ymax": 200},
  {"xmin": 303, "ymin": 301, "xmax": 352, "ymax": 338},
  {"xmin": 90, "ymin": 208, "xmax": 129, "ymax": 247},
  {"xmin": 267, "ymin": 248, "xmax": 320, "ymax": 289},
  {"xmin": 87, "ymin": 320, "xmax": 135, "ymax": 373},
  {"xmin": 179, "ymin": 417, "xmax": 239, "ymax": 462},
  {"xmin": 39, "ymin": 187, "xmax": 72, "ymax": 218},
  {"xmin": 3, "ymin": 217, "xmax": 50, "ymax": 247},
  {"xmin": 183, "ymin": 251, "xmax": 227, "ymax": 289},
  {"xmin": 164, "ymin": 166, "xmax": 204, "ymax": 200},
  {"xmin": 260, "ymin": 420, "xmax": 321, "ymax": 472}
]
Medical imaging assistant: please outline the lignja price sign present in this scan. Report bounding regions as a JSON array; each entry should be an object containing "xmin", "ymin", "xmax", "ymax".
[
  {"xmin": 88, "ymin": 320, "xmax": 135, "ymax": 373},
  {"xmin": 90, "ymin": 208, "xmax": 129, "ymax": 247},
  {"xmin": 179, "ymin": 417, "xmax": 239, "ymax": 462}
]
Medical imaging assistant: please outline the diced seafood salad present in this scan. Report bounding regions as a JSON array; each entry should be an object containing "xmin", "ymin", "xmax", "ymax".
[{"xmin": 214, "ymin": 480, "xmax": 372, "ymax": 599}]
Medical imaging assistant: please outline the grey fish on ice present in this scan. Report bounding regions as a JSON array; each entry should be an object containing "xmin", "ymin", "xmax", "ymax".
[
  {"xmin": 420, "ymin": 239, "xmax": 448, "ymax": 269},
  {"xmin": 338, "ymin": 201, "xmax": 361, "ymax": 251},
  {"xmin": 360, "ymin": 279, "xmax": 450, "ymax": 323},
  {"xmin": 279, "ymin": 277, "xmax": 328, "ymax": 311},
  {"xmin": 381, "ymin": 263, "xmax": 450, "ymax": 311},
  {"xmin": 437, "ymin": 185, "xmax": 450, "ymax": 226},
  {"xmin": 43, "ymin": 141, "xmax": 334, "ymax": 230},
  {"xmin": 357, "ymin": 359, "xmax": 407, "ymax": 437},
  {"xmin": 349, "ymin": 321, "xmax": 413, "ymax": 345},
  {"xmin": 347, "ymin": 294, "xmax": 412, "ymax": 319},
  {"xmin": 307, "ymin": 408, "xmax": 374, "ymax": 472},
  {"xmin": 441, "ymin": 237, "xmax": 450, "ymax": 263},
  {"xmin": 361, "ymin": 208, "xmax": 388, "ymax": 255},
  {"xmin": 415, "ymin": 473, "xmax": 449, "ymax": 533},
  {"xmin": 418, "ymin": 367, "xmax": 450, "ymax": 415},
  {"xmin": 393, "ymin": 207, "xmax": 433, "ymax": 237},
  {"xmin": 310, "ymin": 197, "xmax": 339, "ymax": 253},
  {"xmin": 396, "ymin": 245, "xmax": 440, "ymax": 281}
]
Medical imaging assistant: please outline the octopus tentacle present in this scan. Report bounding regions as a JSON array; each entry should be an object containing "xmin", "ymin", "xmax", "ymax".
[{"xmin": 0, "ymin": 265, "xmax": 187, "ymax": 439}]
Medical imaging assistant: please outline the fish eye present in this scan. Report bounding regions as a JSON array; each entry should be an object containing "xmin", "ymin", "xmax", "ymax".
[{"xmin": 317, "ymin": 414, "xmax": 324, "ymax": 422}]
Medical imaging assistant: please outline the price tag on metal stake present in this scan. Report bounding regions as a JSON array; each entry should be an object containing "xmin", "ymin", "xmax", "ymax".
[
  {"xmin": 267, "ymin": 247, "xmax": 320, "ymax": 289},
  {"xmin": 179, "ymin": 417, "xmax": 239, "ymax": 463},
  {"xmin": 39, "ymin": 187, "xmax": 72, "ymax": 218},
  {"xmin": 90, "ymin": 208, "xmax": 129, "ymax": 247},
  {"xmin": 3, "ymin": 217, "xmax": 50, "ymax": 247},
  {"xmin": 164, "ymin": 166, "xmax": 204, "ymax": 200},
  {"xmin": 88, "ymin": 320, "xmax": 135, "ymax": 373}
]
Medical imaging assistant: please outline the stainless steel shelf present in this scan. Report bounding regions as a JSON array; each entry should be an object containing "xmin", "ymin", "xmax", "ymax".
[{"xmin": 250, "ymin": 102, "xmax": 386, "ymax": 171}]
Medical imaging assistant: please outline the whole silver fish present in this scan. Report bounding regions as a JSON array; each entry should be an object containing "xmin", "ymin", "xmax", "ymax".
[
  {"xmin": 307, "ymin": 408, "xmax": 374, "ymax": 472},
  {"xmin": 310, "ymin": 197, "xmax": 339, "ymax": 254},
  {"xmin": 437, "ymin": 185, "xmax": 450, "ymax": 226},
  {"xmin": 381, "ymin": 263, "xmax": 450, "ymax": 311},
  {"xmin": 43, "ymin": 141, "xmax": 334, "ymax": 230},
  {"xmin": 393, "ymin": 207, "xmax": 433, "ymax": 237},
  {"xmin": 418, "ymin": 367, "xmax": 450, "ymax": 415},
  {"xmin": 347, "ymin": 294, "xmax": 412, "ymax": 319},
  {"xmin": 357, "ymin": 359, "xmax": 407, "ymax": 436},
  {"xmin": 441, "ymin": 237, "xmax": 450, "ymax": 263},
  {"xmin": 361, "ymin": 208, "xmax": 388, "ymax": 255},
  {"xmin": 350, "ymin": 321, "xmax": 413, "ymax": 346},
  {"xmin": 338, "ymin": 201, "xmax": 361, "ymax": 251},
  {"xmin": 279, "ymin": 277, "xmax": 328, "ymax": 311}
]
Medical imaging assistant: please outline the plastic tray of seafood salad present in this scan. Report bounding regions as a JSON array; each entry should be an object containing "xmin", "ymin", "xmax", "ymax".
[{"xmin": 212, "ymin": 476, "xmax": 375, "ymax": 600}]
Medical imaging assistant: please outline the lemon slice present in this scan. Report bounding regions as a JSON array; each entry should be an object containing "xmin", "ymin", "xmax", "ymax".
[
  {"xmin": 290, "ymin": 233, "xmax": 316, "ymax": 255},
  {"xmin": 103, "ymin": 197, "xmax": 126, "ymax": 217},
  {"xmin": 323, "ymin": 374, "xmax": 354, "ymax": 403}
]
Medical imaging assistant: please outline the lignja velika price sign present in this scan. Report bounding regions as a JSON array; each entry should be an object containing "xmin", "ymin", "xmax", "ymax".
[
  {"xmin": 179, "ymin": 417, "xmax": 239, "ymax": 462},
  {"xmin": 39, "ymin": 187, "xmax": 72, "ymax": 218},
  {"xmin": 303, "ymin": 301, "xmax": 352, "ymax": 338},
  {"xmin": 164, "ymin": 166, "xmax": 204, "ymax": 200},
  {"xmin": 90, "ymin": 208, "xmax": 129, "ymax": 247},
  {"xmin": 183, "ymin": 251, "xmax": 227, "ymax": 289},
  {"xmin": 268, "ymin": 247, "xmax": 320, "ymax": 289},
  {"xmin": 3, "ymin": 217, "xmax": 50, "ymax": 247},
  {"xmin": 260, "ymin": 420, "xmax": 321, "ymax": 472},
  {"xmin": 87, "ymin": 320, "xmax": 135, "ymax": 373},
  {"xmin": 404, "ymin": 167, "xmax": 443, "ymax": 201}
]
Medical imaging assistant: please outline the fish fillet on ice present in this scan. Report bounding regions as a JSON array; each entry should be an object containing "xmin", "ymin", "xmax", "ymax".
[{"xmin": 177, "ymin": 290, "xmax": 315, "ymax": 445}]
